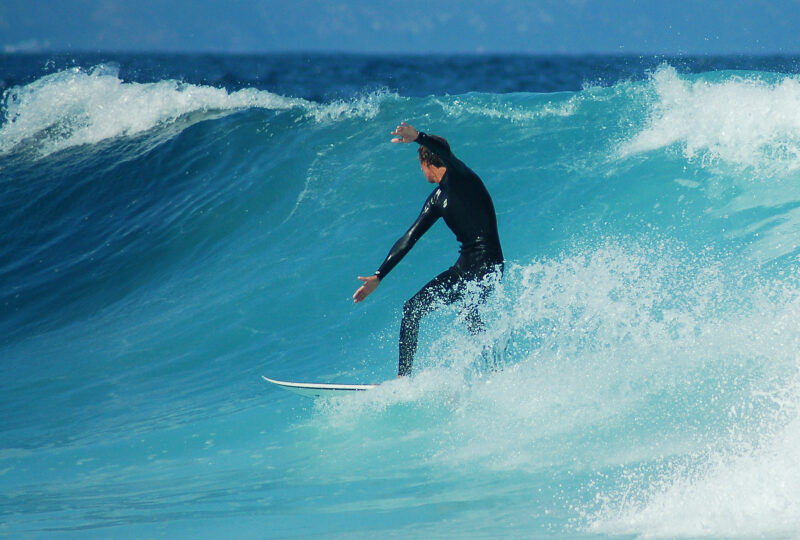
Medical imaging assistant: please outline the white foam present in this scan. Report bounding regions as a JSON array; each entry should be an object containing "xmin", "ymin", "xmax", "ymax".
[
  {"xmin": 586, "ymin": 289, "xmax": 800, "ymax": 538},
  {"xmin": 0, "ymin": 65, "xmax": 394, "ymax": 158},
  {"xmin": 309, "ymin": 237, "xmax": 800, "ymax": 536},
  {"xmin": 589, "ymin": 391, "xmax": 800, "ymax": 538},
  {"xmin": 0, "ymin": 65, "xmax": 305, "ymax": 157},
  {"xmin": 621, "ymin": 65, "xmax": 800, "ymax": 173},
  {"xmin": 317, "ymin": 239, "xmax": 795, "ymax": 464},
  {"xmin": 438, "ymin": 94, "xmax": 577, "ymax": 123},
  {"xmin": 306, "ymin": 89, "xmax": 395, "ymax": 123}
]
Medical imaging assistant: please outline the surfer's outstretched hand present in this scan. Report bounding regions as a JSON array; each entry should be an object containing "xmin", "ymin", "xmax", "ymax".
[
  {"xmin": 353, "ymin": 275, "xmax": 380, "ymax": 303},
  {"xmin": 391, "ymin": 122, "xmax": 419, "ymax": 143}
]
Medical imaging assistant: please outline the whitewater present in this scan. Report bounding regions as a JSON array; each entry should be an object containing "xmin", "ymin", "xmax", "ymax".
[{"xmin": 2, "ymin": 54, "xmax": 800, "ymax": 538}]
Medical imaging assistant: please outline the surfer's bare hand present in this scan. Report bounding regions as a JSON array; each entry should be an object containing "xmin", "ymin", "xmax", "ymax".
[
  {"xmin": 353, "ymin": 275, "xmax": 380, "ymax": 303},
  {"xmin": 391, "ymin": 122, "xmax": 419, "ymax": 143}
]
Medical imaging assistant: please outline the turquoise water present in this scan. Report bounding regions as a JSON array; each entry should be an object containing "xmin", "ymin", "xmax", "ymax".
[{"xmin": 2, "ymin": 56, "xmax": 800, "ymax": 538}]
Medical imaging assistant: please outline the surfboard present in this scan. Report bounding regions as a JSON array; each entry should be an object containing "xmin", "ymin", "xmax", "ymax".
[{"xmin": 262, "ymin": 376, "xmax": 378, "ymax": 398}]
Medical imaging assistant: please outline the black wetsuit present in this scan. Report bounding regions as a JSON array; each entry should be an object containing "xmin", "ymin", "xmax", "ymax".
[{"xmin": 374, "ymin": 132, "xmax": 504, "ymax": 376}]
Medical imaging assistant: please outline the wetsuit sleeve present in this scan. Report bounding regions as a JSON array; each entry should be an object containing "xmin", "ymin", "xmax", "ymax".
[
  {"xmin": 375, "ymin": 192, "xmax": 440, "ymax": 280},
  {"xmin": 416, "ymin": 131, "xmax": 460, "ymax": 170}
]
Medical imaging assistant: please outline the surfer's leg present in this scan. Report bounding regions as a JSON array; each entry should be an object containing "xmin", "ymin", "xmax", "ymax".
[
  {"xmin": 464, "ymin": 307, "xmax": 485, "ymax": 335},
  {"xmin": 460, "ymin": 262, "xmax": 504, "ymax": 335},
  {"xmin": 462, "ymin": 264, "xmax": 504, "ymax": 370},
  {"xmin": 398, "ymin": 268, "xmax": 462, "ymax": 376}
]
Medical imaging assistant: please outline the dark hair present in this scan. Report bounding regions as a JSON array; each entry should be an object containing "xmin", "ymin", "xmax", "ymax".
[{"xmin": 418, "ymin": 135, "xmax": 449, "ymax": 168}]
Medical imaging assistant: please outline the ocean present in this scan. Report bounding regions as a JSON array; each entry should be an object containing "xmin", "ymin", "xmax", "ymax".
[{"xmin": 3, "ymin": 52, "xmax": 800, "ymax": 538}]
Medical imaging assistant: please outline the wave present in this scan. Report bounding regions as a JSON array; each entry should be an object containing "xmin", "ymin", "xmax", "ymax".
[
  {"xmin": 6, "ymin": 62, "xmax": 800, "ymax": 173},
  {"xmin": 589, "ymin": 379, "xmax": 800, "ymax": 538},
  {"xmin": 0, "ymin": 64, "xmax": 398, "ymax": 158},
  {"xmin": 621, "ymin": 65, "xmax": 800, "ymax": 174},
  {"xmin": 4, "ymin": 60, "xmax": 800, "ymax": 537},
  {"xmin": 308, "ymin": 237, "xmax": 800, "ymax": 537}
]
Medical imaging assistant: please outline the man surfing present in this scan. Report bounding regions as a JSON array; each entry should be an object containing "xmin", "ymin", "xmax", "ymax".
[{"xmin": 353, "ymin": 122, "xmax": 504, "ymax": 376}]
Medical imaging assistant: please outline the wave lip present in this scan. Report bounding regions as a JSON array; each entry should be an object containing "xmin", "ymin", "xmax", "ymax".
[
  {"xmin": 621, "ymin": 65, "xmax": 800, "ymax": 173},
  {"xmin": 0, "ymin": 64, "xmax": 306, "ymax": 157}
]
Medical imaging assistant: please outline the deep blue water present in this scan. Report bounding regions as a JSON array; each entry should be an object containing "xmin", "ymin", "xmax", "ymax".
[{"xmin": 3, "ymin": 53, "xmax": 800, "ymax": 538}]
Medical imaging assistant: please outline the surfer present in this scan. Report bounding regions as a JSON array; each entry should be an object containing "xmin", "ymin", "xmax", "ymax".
[{"xmin": 353, "ymin": 122, "xmax": 504, "ymax": 376}]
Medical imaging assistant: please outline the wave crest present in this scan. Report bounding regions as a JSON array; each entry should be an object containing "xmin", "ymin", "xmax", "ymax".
[
  {"xmin": 0, "ymin": 64, "xmax": 306, "ymax": 157},
  {"xmin": 621, "ymin": 65, "xmax": 800, "ymax": 173}
]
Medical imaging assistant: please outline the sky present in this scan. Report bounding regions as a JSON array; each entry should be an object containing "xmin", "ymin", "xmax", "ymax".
[{"xmin": 2, "ymin": 0, "xmax": 800, "ymax": 55}]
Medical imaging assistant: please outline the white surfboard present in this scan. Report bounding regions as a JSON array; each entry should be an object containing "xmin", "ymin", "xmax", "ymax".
[{"xmin": 262, "ymin": 376, "xmax": 379, "ymax": 398}]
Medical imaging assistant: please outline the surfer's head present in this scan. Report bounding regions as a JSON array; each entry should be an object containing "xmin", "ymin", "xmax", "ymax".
[{"xmin": 418, "ymin": 135, "xmax": 449, "ymax": 168}]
